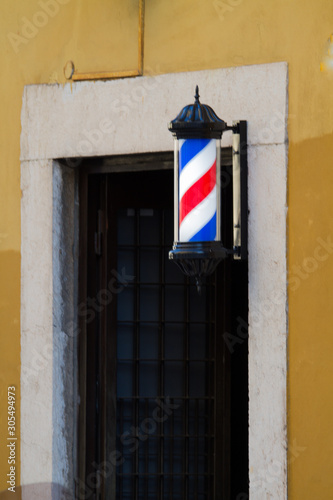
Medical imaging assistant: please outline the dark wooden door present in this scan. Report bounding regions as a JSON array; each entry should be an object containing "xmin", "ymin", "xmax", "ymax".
[{"xmin": 78, "ymin": 159, "xmax": 248, "ymax": 500}]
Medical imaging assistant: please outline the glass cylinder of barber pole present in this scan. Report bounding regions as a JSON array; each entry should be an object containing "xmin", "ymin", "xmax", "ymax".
[
  {"xmin": 168, "ymin": 87, "xmax": 227, "ymax": 289},
  {"xmin": 174, "ymin": 137, "xmax": 221, "ymax": 244}
]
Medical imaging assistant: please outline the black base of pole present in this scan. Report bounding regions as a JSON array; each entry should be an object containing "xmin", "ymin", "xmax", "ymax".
[{"xmin": 169, "ymin": 241, "xmax": 228, "ymax": 293}]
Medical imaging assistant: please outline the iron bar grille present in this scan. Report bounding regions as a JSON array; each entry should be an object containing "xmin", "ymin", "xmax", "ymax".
[{"xmin": 114, "ymin": 207, "xmax": 217, "ymax": 500}]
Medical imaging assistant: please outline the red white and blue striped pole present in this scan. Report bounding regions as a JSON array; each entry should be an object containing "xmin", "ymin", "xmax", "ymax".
[
  {"xmin": 168, "ymin": 86, "xmax": 227, "ymax": 291},
  {"xmin": 178, "ymin": 137, "xmax": 219, "ymax": 242}
]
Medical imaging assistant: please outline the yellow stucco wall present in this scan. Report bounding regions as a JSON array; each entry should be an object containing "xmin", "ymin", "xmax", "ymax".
[{"xmin": 0, "ymin": 0, "xmax": 333, "ymax": 497}]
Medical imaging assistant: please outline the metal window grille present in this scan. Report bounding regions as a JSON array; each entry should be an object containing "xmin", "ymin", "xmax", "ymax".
[{"xmin": 115, "ymin": 207, "xmax": 218, "ymax": 500}]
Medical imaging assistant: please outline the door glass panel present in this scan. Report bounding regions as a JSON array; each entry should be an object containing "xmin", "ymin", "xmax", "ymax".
[
  {"xmin": 164, "ymin": 324, "xmax": 184, "ymax": 360},
  {"xmin": 139, "ymin": 323, "xmax": 159, "ymax": 358},
  {"xmin": 140, "ymin": 248, "xmax": 159, "ymax": 283},
  {"xmin": 118, "ymin": 249, "xmax": 135, "ymax": 277},
  {"xmin": 164, "ymin": 286, "xmax": 185, "ymax": 322},
  {"xmin": 140, "ymin": 285, "xmax": 160, "ymax": 322},
  {"xmin": 139, "ymin": 209, "xmax": 160, "ymax": 245},
  {"xmin": 117, "ymin": 208, "xmax": 135, "ymax": 245},
  {"xmin": 117, "ymin": 285, "xmax": 135, "ymax": 321}
]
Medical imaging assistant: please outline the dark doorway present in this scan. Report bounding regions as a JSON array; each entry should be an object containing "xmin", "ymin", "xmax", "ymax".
[{"xmin": 77, "ymin": 154, "xmax": 248, "ymax": 500}]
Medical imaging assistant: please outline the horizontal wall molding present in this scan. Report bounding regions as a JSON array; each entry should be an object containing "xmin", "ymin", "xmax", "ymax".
[{"xmin": 21, "ymin": 63, "xmax": 288, "ymax": 161}]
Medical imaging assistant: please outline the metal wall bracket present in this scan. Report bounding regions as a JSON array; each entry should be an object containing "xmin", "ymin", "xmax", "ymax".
[{"xmin": 231, "ymin": 120, "xmax": 248, "ymax": 260}]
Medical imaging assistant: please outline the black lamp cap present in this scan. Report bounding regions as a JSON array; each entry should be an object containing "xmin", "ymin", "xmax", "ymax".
[{"xmin": 168, "ymin": 86, "xmax": 226, "ymax": 139}]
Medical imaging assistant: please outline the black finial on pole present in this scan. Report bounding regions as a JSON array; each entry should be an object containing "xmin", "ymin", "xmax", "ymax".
[{"xmin": 194, "ymin": 85, "xmax": 200, "ymax": 103}]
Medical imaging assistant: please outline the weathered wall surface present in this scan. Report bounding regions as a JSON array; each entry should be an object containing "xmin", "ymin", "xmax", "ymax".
[{"xmin": 1, "ymin": 0, "xmax": 333, "ymax": 497}]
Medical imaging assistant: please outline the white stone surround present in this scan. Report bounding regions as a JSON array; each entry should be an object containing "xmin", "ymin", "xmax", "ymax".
[{"xmin": 20, "ymin": 63, "xmax": 288, "ymax": 499}]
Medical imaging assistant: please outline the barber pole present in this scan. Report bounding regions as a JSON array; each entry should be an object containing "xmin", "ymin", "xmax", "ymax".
[
  {"xmin": 168, "ymin": 86, "xmax": 228, "ymax": 292},
  {"xmin": 179, "ymin": 138, "xmax": 217, "ymax": 242}
]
